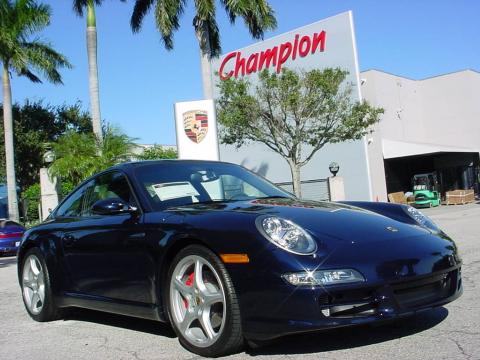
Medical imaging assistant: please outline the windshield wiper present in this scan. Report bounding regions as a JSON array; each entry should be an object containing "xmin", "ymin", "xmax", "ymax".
[{"xmin": 257, "ymin": 195, "xmax": 292, "ymax": 200}]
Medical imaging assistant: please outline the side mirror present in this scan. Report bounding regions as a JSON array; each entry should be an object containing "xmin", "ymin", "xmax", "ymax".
[{"xmin": 92, "ymin": 198, "xmax": 137, "ymax": 215}]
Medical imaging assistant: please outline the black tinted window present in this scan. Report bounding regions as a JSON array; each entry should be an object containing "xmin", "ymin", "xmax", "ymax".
[
  {"xmin": 56, "ymin": 180, "xmax": 94, "ymax": 217},
  {"xmin": 56, "ymin": 171, "xmax": 136, "ymax": 218},
  {"xmin": 81, "ymin": 171, "xmax": 136, "ymax": 217}
]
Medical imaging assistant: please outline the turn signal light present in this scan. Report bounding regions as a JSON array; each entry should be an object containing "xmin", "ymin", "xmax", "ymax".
[{"xmin": 220, "ymin": 254, "xmax": 250, "ymax": 264}]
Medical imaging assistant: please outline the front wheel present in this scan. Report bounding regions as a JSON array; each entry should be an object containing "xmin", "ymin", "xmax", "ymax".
[
  {"xmin": 166, "ymin": 245, "xmax": 243, "ymax": 357},
  {"xmin": 20, "ymin": 248, "xmax": 63, "ymax": 322}
]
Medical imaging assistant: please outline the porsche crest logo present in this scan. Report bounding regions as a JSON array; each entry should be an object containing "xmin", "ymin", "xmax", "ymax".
[{"xmin": 183, "ymin": 110, "xmax": 208, "ymax": 144}]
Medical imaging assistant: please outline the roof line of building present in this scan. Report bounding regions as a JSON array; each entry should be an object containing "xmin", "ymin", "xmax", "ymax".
[{"xmin": 360, "ymin": 68, "xmax": 480, "ymax": 81}]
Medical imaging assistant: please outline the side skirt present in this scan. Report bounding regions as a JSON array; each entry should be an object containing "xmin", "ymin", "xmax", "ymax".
[{"xmin": 57, "ymin": 292, "xmax": 167, "ymax": 322}]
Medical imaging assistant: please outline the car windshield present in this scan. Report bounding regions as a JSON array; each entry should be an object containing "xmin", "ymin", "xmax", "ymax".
[{"xmin": 134, "ymin": 161, "xmax": 293, "ymax": 210}]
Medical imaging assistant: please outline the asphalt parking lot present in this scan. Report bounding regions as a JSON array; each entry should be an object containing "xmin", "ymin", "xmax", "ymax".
[{"xmin": 1, "ymin": 203, "xmax": 479, "ymax": 360}]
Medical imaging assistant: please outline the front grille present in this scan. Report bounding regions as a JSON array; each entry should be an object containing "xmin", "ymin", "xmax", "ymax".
[
  {"xmin": 391, "ymin": 270, "xmax": 458, "ymax": 309},
  {"xmin": 318, "ymin": 269, "xmax": 460, "ymax": 318},
  {"xmin": 318, "ymin": 287, "xmax": 378, "ymax": 318}
]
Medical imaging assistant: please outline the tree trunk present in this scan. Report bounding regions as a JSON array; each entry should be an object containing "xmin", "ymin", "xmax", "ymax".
[
  {"xmin": 195, "ymin": 27, "xmax": 213, "ymax": 99},
  {"xmin": 86, "ymin": 1, "xmax": 103, "ymax": 143},
  {"xmin": 287, "ymin": 159, "xmax": 302, "ymax": 198},
  {"xmin": 2, "ymin": 65, "xmax": 20, "ymax": 221}
]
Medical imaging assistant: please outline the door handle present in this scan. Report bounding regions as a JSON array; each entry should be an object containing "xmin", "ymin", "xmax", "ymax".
[{"xmin": 62, "ymin": 234, "xmax": 76, "ymax": 247}]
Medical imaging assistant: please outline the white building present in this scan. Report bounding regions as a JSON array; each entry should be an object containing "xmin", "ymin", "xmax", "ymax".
[
  {"xmin": 363, "ymin": 69, "xmax": 480, "ymax": 200},
  {"xmin": 179, "ymin": 11, "xmax": 480, "ymax": 201}
]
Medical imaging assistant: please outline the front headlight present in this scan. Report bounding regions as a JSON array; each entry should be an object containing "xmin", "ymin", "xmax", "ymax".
[
  {"xmin": 404, "ymin": 206, "xmax": 441, "ymax": 233},
  {"xmin": 256, "ymin": 216, "xmax": 317, "ymax": 255}
]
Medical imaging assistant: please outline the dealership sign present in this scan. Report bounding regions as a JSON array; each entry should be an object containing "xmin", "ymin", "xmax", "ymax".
[
  {"xmin": 219, "ymin": 31, "xmax": 326, "ymax": 79},
  {"xmin": 206, "ymin": 11, "xmax": 375, "ymax": 201},
  {"xmin": 174, "ymin": 100, "xmax": 219, "ymax": 160}
]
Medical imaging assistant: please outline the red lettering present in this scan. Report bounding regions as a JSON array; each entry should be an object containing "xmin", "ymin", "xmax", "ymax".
[
  {"xmin": 311, "ymin": 31, "xmax": 326, "ymax": 53},
  {"xmin": 234, "ymin": 52, "xmax": 246, "ymax": 77},
  {"xmin": 277, "ymin": 42, "xmax": 293, "ymax": 73},
  {"xmin": 219, "ymin": 52, "xmax": 236, "ymax": 80},
  {"xmin": 292, "ymin": 34, "xmax": 300, "ymax": 60},
  {"xmin": 258, "ymin": 47, "xmax": 278, "ymax": 71},
  {"xmin": 246, "ymin": 53, "xmax": 258, "ymax": 74},
  {"xmin": 218, "ymin": 30, "xmax": 327, "ymax": 80},
  {"xmin": 299, "ymin": 36, "xmax": 311, "ymax": 57}
]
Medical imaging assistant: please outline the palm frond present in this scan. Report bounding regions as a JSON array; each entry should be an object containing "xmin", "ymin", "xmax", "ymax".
[
  {"xmin": 72, "ymin": 0, "xmax": 126, "ymax": 16},
  {"xmin": 13, "ymin": 0, "xmax": 51, "ymax": 37},
  {"xmin": 130, "ymin": 0, "xmax": 156, "ymax": 32},
  {"xmin": 50, "ymin": 127, "xmax": 138, "ymax": 185},
  {"xmin": 193, "ymin": 15, "xmax": 221, "ymax": 58},
  {"xmin": 130, "ymin": 0, "xmax": 276, "ymax": 57},
  {"xmin": 73, "ymin": 0, "xmax": 101, "ymax": 16},
  {"xmin": 19, "ymin": 40, "xmax": 72, "ymax": 84},
  {"xmin": 1, "ymin": 0, "xmax": 70, "ymax": 86},
  {"xmin": 19, "ymin": 68, "xmax": 41, "ymax": 83},
  {"xmin": 236, "ymin": 0, "xmax": 277, "ymax": 39},
  {"xmin": 154, "ymin": 0, "xmax": 186, "ymax": 49}
]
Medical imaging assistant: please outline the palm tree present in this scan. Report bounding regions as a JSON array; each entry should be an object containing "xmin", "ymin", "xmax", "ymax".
[
  {"xmin": 0, "ymin": 0, "xmax": 71, "ymax": 221},
  {"xmin": 130, "ymin": 0, "xmax": 277, "ymax": 98},
  {"xmin": 72, "ymin": 0, "xmax": 125, "ymax": 143},
  {"xmin": 50, "ymin": 126, "xmax": 136, "ymax": 186}
]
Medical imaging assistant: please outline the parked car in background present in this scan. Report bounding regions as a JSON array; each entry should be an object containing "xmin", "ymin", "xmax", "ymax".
[
  {"xmin": 17, "ymin": 160, "xmax": 462, "ymax": 357},
  {"xmin": 0, "ymin": 219, "xmax": 25, "ymax": 256}
]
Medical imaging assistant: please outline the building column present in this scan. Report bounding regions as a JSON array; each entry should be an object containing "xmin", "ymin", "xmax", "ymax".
[{"xmin": 39, "ymin": 168, "xmax": 60, "ymax": 220}]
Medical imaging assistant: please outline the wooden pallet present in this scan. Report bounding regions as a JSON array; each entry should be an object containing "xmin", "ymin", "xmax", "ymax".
[{"xmin": 442, "ymin": 200, "xmax": 475, "ymax": 206}]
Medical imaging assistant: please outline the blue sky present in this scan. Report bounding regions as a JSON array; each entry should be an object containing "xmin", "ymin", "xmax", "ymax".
[{"xmin": 10, "ymin": 0, "xmax": 480, "ymax": 145}]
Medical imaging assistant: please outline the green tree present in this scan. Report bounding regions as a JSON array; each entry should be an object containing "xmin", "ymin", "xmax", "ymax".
[
  {"xmin": 0, "ymin": 101, "xmax": 92, "ymax": 190},
  {"xmin": 130, "ymin": 0, "xmax": 276, "ymax": 98},
  {"xmin": 136, "ymin": 144, "xmax": 177, "ymax": 160},
  {"xmin": 217, "ymin": 68, "xmax": 384, "ymax": 197},
  {"xmin": 20, "ymin": 183, "xmax": 40, "ymax": 222},
  {"xmin": 0, "ymin": 0, "xmax": 71, "ymax": 221},
  {"xmin": 49, "ymin": 126, "xmax": 136, "ymax": 186},
  {"xmin": 72, "ymin": 0, "xmax": 125, "ymax": 142}
]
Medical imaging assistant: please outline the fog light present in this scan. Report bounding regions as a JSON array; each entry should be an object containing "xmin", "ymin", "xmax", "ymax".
[{"xmin": 282, "ymin": 269, "xmax": 365, "ymax": 286}]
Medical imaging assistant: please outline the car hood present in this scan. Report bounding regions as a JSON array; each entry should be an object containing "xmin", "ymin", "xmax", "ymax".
[{"xmin": 171, "ymin": 197, "xmax": 432, "ymax": 245}]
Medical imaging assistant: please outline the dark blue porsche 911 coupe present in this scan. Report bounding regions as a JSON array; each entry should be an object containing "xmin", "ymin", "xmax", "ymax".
[{"xmin": 17, "ymin": 160, "xmax": 462, "ymax": 357}]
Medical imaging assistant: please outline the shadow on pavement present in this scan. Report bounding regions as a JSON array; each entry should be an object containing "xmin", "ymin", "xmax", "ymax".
[
  {"xmin": 0, "ymin": 256, "xmax": 17, "ymax": 268},
  {"xmin": 63, "ymin": 308, "xmax": 176, "ymax": 338},
  {"xmin": 247, "ymin": 307, "xmax": 449, "ymax": 356}
]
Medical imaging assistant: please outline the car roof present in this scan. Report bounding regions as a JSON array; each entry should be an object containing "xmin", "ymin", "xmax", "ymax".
[{"xmin": 111, "ymin": 159, "xmax": 236, "ymax": 171}]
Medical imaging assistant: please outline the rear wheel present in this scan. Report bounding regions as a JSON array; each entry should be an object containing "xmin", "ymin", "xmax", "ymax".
[
  {"xmin": 166, "ymin": 245, "xmax": 243, "ymax": 357},
  {"xmin": 20, "ymin": 248, "xmax": 63, "ymax": 322}
]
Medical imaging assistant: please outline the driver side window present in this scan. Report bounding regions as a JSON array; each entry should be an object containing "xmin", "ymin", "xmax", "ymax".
[
  {"xmin": 55, "ymin": 180, "xmax": 94, "ymax": 218},
  {"xmin": 56, "ymin": 171, "xmax": 136, "ymax": 218},
  {"xmin": 81, "ymin": 171, "xmax": 137, "ymax": 217}
]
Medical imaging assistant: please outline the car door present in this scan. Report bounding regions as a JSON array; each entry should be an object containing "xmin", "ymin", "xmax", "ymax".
[{"xmin": 60, "ymin": 171, "xmax": 156, "ymax": 304}]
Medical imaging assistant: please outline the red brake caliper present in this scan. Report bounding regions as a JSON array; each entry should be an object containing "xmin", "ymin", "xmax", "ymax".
[{"xmin": 183, "ymin": 272, "xmax": 194, "ymax": 309}]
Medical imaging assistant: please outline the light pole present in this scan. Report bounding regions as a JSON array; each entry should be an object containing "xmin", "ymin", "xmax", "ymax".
[
  {"xmin": 327, "ymin": 162, "xmax": 345, "ymax": 201},
  {"xmin": 329, "ymin": 162, "xmax": 340, "ymax": 177},
  {"xmin": 43, "ymin": 146, "xmax": 55, "ymax": 165}
]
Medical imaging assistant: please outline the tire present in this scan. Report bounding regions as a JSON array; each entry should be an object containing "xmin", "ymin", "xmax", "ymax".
[
  {"xmin": 20, "ymin": 248, "xmax": 64, "ymax": 322},
  {"xmin": 165, "ymin": 245, "xmax": 244, "ymax": 357}
]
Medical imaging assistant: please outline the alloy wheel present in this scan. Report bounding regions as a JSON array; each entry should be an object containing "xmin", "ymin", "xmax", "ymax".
[
  {"xmin": 22, "ymin": 255, "xmax": 46, "ymax": 315},
  {"xmin": 169, "ymin": 255, "xmax": 226, "ymax": 348}
]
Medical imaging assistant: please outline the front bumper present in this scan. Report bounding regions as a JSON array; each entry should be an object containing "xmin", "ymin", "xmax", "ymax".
[{"xmin": 230, "ymin": 262, "xmax": 462, "ymax": 341}]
